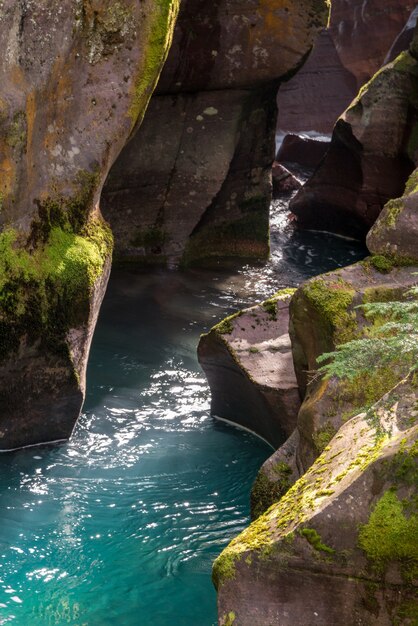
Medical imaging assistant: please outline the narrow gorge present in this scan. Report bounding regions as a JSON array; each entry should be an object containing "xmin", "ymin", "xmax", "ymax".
[{"xmin": 0, "ymin": 1, "xmax": 416, "ymax": 625}]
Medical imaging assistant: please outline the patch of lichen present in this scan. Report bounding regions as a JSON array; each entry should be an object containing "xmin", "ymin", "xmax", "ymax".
[
  {"xmin": 261, "ymin": 288, "xmax": 296, "ymax": 321},
  {"xmin": 81, "ymin": 1, "xmax": 136, "ymax": 64},
  {"xmin": 251, "ymin": 462, "xmax": 292, "ymax": 520},
  {"xmin": 0, "ymin": 214, "xmax": 112, "ymax": 362},
  {"xmin": 303, "ymin": 278, "xmax": 356, "ymax": 345},
  {"xmin": 220, "ymin": 612, "xmax": 236, "ymax": 626},
  {"xmin": 6, "ymin": 111, "xmax": 27, "ymax": 150},
  {"xmin": 358, "ymin": 490, "xmax": 418, "ymax": 582},
  {"xmin": 128, "ymin": 0, "xmax": 180, "ymax": 127}
]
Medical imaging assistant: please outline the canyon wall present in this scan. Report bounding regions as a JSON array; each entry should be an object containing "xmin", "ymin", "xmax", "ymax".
[
  {"xmin": 277, "ymin": 0, "xmax": 416, "ymax": 136},
  {"xmin": 102, "ymin": 0, "xmax": 329, "ymax": 267},
  {"xmin": 0, "ymin": 0, "xmax": 180, "ymax": 449}
]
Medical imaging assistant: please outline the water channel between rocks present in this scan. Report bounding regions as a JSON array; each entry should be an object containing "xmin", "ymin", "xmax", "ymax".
[{"xmin": 0, "ymin": 196, "xmax": 367, "ymax": 625}]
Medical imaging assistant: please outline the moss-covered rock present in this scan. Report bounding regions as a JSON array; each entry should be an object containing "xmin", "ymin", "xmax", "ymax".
[
  {"xmin": 215, "ymin": 375, "xmax": 418, "ymax": 625},
  {"xmin": 0, "ymin": 0, "xmax": 180, "ymax": 448},
  {"xmin": 290, "ymin": 261, "xmax": 418, "ymax": 468},
  {"xmin": 367, "ymin": 167, "xmax": 418, "ymax": 263}
]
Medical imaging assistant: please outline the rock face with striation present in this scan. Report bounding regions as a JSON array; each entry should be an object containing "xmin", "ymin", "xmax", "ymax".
[
  {"xmin": 290, "ymin": 42, "xmax": 418, "ymax": 239},
  {"xmin": 198, "ymin": 290, "xmax": 300, "ymax": 449},
  {"xmin": 0, "ymin": 0, "xmax": 180, "ymax": 449},
  {"xmin": 330, "ymin": 0, "xmax": 416, "ymax": 88},
  {"xmin": 277, "ymin": 0, "xmax": 415, "ymax": 137},
  {"xmin": 102, "ymin": 0, "xmax": 329, "ymax": 267}
]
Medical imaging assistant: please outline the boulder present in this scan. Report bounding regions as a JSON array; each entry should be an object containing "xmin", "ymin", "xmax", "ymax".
[
  {"xmin": 367, "ymin": 167, "xmax": 418, "ymax": 263},
  {"xmin": 0, "ymin": 0, "xmax": 180, "ymax": 449},
  {"xmin": 198, "ymin": 290, "xmax": 301, "ymax": 449},
  {"xmin": 290, "ymin": 261, "xmax": 418, "ymax": 469},
  {"xmin": 214, "ymin": 374, "xmax": 418, "ymax": 626},
  {"xmin": 272, "ymin": 162, "xmax": 302, "ymax": 195},
  {"xmin": 290, "ymin": 47, "xmax": 418, "ymax": 238},
  {"xmin": 102, "ymin": 0, "xmax": 329, "ymax": 267},
  {"xmin": 276, "ymin": 134, "xmax": 330, "ymax": 170}
]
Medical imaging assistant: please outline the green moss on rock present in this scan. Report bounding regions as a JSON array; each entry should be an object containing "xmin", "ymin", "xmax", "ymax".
[
  {"xmin": 299, "ymin": 527, "xmax": 335, "ymax": 554},
  {"xmin": 0, "ymin": 214, "xmax": 112, "ymax": 362},
  {"xmin": 303, "ymin": 278, "xmax": 356, "ymax": 344},
  {"xmin": 129, "ymin": 0, "xmax": 180, "ymax": 126},
  {"xmin": 251, "ymin": 462, "xmax": 292, "ymax": 520},
  {"xmin": 312, "ymin": 422, "xmax": 337, "ymax": 453},
  {"xmin": 358, "ymin": 490, "xmax": 418, "ymax": 582},
  {"xmin": 261, "ymin": 288, "xmax": 296, "ymax": 320}
]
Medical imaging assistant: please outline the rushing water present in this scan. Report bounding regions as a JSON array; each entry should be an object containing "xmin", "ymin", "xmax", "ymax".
[{"xmin": 0, "ymin": 199, "xmax": 367, "ymax": 625}]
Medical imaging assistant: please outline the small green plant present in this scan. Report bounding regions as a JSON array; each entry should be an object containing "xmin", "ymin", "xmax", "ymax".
[{"xmin": 318, "ymin": 283, "xmax": 418, "ymax": 381}]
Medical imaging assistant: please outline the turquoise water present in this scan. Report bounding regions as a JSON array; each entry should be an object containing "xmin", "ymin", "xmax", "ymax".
[
  {"xmin": 0, "ymin": 199, "xmax": 367, "ymax": 625},
  {"xmin": 0, "ymin": 270, "xmax": 273, "ymax": 625}
]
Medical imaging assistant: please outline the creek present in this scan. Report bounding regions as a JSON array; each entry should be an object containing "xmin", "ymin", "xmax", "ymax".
[{"xmin": 0, "ymin": 196, "xmax": 367, "ymax": 625}]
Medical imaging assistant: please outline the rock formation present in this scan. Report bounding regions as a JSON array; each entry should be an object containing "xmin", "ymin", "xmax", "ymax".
[
  {"xmin": 0, "ymin": 0, "xmax": 180, "ymax": 449},
  {"xmin": 277, "ymin": 29, "xmax": 357, "ymax": 135},
  {"xmin": 330, "ymin": 0, "xmax": 416, "ymax": 88},
  {"xmin": 101, "ymin": 0, "xmax": 329, "ymax": 267},
  {"xmin": 367, "ymin": 167, "xmax": 418, "ymax": 262},
  {"xmin": 277, "ymin": 0, "xmax": 416, "ymax": 136},
  {"xmin": 204, "ymin": 256, "xmax": 418, "ymax": 624},
  {"xmin": 214, "ymin": 375, "xmax": 417, "ymax": 626},
  {"xmin": 290, "ymin": 41, "xmax": 418, "ymax": 239},
  {"xmin": 198, "ymin": 290, "xmax": 300, "ymax": 449}
]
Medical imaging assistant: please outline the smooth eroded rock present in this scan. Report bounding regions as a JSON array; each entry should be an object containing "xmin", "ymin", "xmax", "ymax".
[
  {"xmin": 290, "ymin": 48, "xmax": 418, "ymax": 238},
  {"xmin": 215, "ymin": 375, "xmax": 418, "ymax": 626},
  {"xmin": 0, "ymin": 0, "xmax": 180, "ymax": 449},
  {"xmin": 198, "ymin": 290, "xmax": 301, "ymax": 448},
  {"xmin": 102, "ymin": 0, "xmax": 329, "ymax": 266}
]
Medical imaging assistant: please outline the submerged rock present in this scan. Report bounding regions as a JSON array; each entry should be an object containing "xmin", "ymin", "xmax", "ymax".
[
  {"xmin": 272, "ymin": 162, "xmax": 302, "ymax": 195},
  {"xmin": 0, "ymin": 0, "xmax": 180, "ymax": 449},
  {"xmin": 198, "ymin": 290, "xmax": 300, "ymax": 449},
  {"xmin": 102, "ymin": 0, "xmax": 329, "ymax": 267}
]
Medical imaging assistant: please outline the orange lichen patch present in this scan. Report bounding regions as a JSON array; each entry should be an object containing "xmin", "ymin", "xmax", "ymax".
[
  {"xmin": 25, "ymin": 91, "xmax": 37, "ymax": 190},
  {"xmin": 0, "ymin": 155, "xmax": 16, "ymax": 205},
  {"xmin": 10, "ymin": 65, "xmax": 26, "ymax": 89}
]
